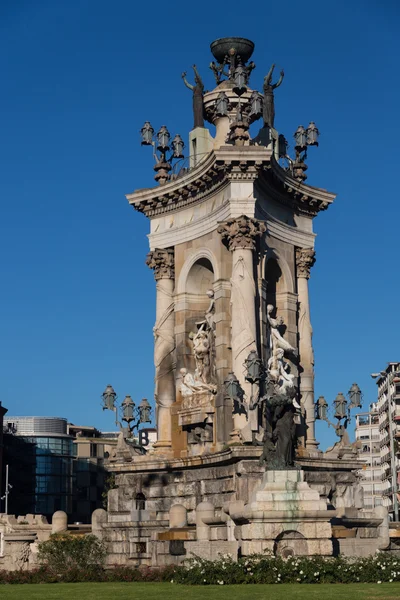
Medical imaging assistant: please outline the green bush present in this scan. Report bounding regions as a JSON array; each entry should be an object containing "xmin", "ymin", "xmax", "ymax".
[
  {"xmin": 2, "ymin": 550, "xmax": 400, "ymax": 585},
  {"xmin": 37, "ymin": 533, "xmax": 106, "ymax": 577}
]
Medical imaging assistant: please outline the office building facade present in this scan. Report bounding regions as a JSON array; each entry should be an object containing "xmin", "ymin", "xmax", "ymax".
[{"xmin": 355, "ymin": 404, "xmax": 384, "ymax": 510}]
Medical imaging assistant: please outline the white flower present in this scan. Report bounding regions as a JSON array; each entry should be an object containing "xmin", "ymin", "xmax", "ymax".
[
  {"xmin": 170, "ymin": 580, "xmax": 174, "ymax": 583},
  {"xmin": 297, "ymin": 578, "xmax": 301, "ymax": 582},
  {"xmin": 377, "ymin": 581, "xmax": 382, "ymax": 584},
  {"xmin": 218, "ymin": 581, "xmax": 224, "ymax": 585},
  {"xmin": 300, "ymin": 570, "xmax": 303, "ymax": 575},
  {"xmin": 390, "ymin": 579, "xmax": 393, "ymax": 583}
]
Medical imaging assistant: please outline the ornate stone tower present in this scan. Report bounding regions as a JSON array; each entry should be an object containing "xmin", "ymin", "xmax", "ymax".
[
  {"xmin": 128, "ymin": 37, "xmax": 335, "ymax": 459},
  {"xmin": 99, "ymin": 37, "xmax": 384, "ymax": 568}
]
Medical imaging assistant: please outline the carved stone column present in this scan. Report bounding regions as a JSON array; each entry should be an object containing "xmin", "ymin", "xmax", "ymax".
[
  {"xmin": 146, "ymin": 248, "xmax": 175, "ymax": 452},
  {"xmin": 218, "ymin": 216, "xmax": 266, "ymax": 438},
  {"xmin": 296, "ymin": 247, "xmax": 318, "ymax": 449}
]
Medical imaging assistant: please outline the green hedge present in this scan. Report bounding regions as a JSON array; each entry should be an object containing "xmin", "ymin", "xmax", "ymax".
[
  {"xmin": 1, "ymin": 552, "xmax": 400, "ymax": 585},
  {"xmin": 171, "ymin": 553, "xmax": 400, "ymax": 585}
]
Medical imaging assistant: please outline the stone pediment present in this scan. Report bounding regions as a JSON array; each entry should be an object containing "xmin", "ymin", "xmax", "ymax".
[{"xmin": 127, "ymin": 146, "xmax": 335, "ymax": 219}]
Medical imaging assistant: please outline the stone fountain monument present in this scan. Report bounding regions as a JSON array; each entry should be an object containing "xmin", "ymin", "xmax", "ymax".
[{"xmin": 98, "ymin": 37, "xmax": 389, "ymax": 565}]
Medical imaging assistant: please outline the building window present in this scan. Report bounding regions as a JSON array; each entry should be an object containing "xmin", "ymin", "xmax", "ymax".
[
  {"xmin": 90, "ymin": 444, "xmax": 97, "ymax": 458},
  {"xmin": 135, "ymin": 493, "xmax": 146, "ymax": 510}
]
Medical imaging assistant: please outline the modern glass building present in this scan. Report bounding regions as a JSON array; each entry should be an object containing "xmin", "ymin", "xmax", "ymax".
[{"xmin": 4, "ymin": 416, "xmax": 73, "ymax": 517}]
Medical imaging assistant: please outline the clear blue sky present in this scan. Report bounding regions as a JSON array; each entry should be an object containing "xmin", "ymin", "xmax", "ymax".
[{"xmin": 1, "ymin": 0, "xmax": 398, "ymax": 449}]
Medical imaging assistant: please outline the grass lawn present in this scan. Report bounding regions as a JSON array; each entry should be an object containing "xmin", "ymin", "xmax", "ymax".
[{"xmin": 0, "ymin": 582, "xmax": 399, "ymax": 600}]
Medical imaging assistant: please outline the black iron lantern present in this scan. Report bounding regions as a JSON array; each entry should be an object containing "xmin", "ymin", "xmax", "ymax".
[
  {"xmin": 215, "ymin": 91, "xmax": 229, "ymax": 117},
  {"xmin": 306, "ymin": 122, "xmax": 319, "ymax": 146},
  {"xmin": 121, "ymin": 395, "xmax": 135, "ymax": 423},
  {"xmin": 102, "ymin": 384, "xmax": 117, "ymax": 411},
  {"xmin": 249, "ymin": 91, "xmax": 262, "ymax": 118},
  {"xmin": 278, "ymin": 134, "xmax": 288, "ymax": 158},
  {"xmin": 156, "ymin": 126, "xmax": 170, "ymax": 152},
  {"xmin": 348, "ymin": 382, "xmax": 362, "ymax": 409},
  {"xmin": 171, "ymin": 134, "xmax": 184, "ymax": 159},
  {"xmin": 140, "ymin": 121, "xmax": 154, "ymax": 146},
  {"xmin": 316, "ymin": 395, "xmax": 328, "ymax": 420},
  {"xmin": 233, "ymin": 65, "xmax": 247, "ymax": 96},
  {"xmin": 244, "ymin": 350, "xmax": 263, "ymax": 384},
  {"xmin": 224, "ymin": 372, "xmax": 241, "ymax": 400},
  {"xmin": 294, "ymin": 125, "xmax": 307, "ymax": 152},
  {"xmin": 138, "ymin": 398, "xmax": 152, "ymax": 424},
  {"xmin": 333, "ymin": 392, "xmax": 347, "ymax": 419}
]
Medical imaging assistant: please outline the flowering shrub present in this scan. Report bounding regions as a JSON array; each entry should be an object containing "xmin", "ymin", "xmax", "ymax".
[{"xmin": 171, "ymin": 552, "xmax": 400, "ymax": 585}]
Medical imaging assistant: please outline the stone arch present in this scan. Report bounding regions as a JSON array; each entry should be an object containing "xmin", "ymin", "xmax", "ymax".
[
  {"xmin": 273, "ymin": 530, "xmax": 308, "ymax": 557},
  {"xmin": 177, "ymin": 248, "xmax": 219, "ymax": 295}
]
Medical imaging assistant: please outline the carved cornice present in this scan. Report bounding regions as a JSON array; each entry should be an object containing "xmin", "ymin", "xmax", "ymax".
[
  {"xmin": 127, "ymin": 147, "xmax": 272, "ymax": 218},
  {"xmin": 127, "ymin": 147, "xmax": 336, "ymax": 220},
  {"xmin": 146, "ymin": 248, "xmax": 175, "ymax": 280},
  {"xmin": 217, "ymin": 215, "xmax": 266, "ymax": 251},
  {"xmin": 296, "ymin": 247, "xmax": 316, "ymax": 279},
  {"xmin": 259, "ymin": 156, "xmax": 336, "ymax": 217}
]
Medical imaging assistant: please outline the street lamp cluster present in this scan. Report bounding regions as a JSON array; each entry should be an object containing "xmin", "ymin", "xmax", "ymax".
[
  {"xmin": 315, "ymin": 383, "xmax": 362, "ymax": 445},
  {"xmin": 278, "ymin": 122, "xmax": 320, "ymax": 182},
  {"xmin": 140, "ymin": 122, "xmax": 185, "ymax": 185},
  {"xmin": 101, "ymin": 384, "xmax": 151, "ymax": 439}
]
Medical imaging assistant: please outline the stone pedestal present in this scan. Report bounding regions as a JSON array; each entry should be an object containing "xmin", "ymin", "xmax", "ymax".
[
  {"xmin": 230, "ymin": 469, "xmax": 333, "ymax": 557},
  {"xmin": 177, "ymin": 392, "xmax": 215, "ymax": 456}
]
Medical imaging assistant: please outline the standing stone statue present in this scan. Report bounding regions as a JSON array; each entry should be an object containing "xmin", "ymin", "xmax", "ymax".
[
  {"xmin": 263, "ymin": 64, "xmax": 284, "ymax": 128},
  {"xmin": 182, "ymin": 65, "xmax": 205, "ymax": 129},
  {"xmin": 261, "ymin": 305, "xmax": 299, "ymax": 469},
  {"xmin": 191, "ymin": 329, "xmax": 212, "ymax": 384}
]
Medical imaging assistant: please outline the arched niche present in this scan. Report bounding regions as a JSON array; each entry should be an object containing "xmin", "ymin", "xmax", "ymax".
[
  {"xmin": 186, "ymin": 257, "xmax": 214, "ymax": 296},
  {"xmin": 265, "ymin": 249, "xmax": 294, "ymax": 300},
  {"xmin": 274, "ymin": 530, "xmax": 307, "ymax": 557},
  {"xmin": 176, "ymin": 248, "xmax": 219, "ymax": 295}
]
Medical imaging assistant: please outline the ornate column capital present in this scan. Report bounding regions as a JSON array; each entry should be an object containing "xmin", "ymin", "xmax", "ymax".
[
  {"xmin": 146, "ymin": 248, "xmax": 175, "ymax": 280},
  {"xmin": 217, "ymin": 215, "xmax": 266, "ymax": 251},
  {"xmin": 296, "ymin": 247, "xmax": 316, "ymax": 279}
]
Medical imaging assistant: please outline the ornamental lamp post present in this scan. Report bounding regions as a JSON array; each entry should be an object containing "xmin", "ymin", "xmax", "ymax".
[
  {"xmin": 121, "ymin": 395, "xmax": 135, "ymax": 423},
  {"xmin": 140, "ymin": 122, "xmax": 185, "ymax": 185},
  {"xmin": 140, "ymin": 121, "xmax": 154, "ymax": 145},
  {"xmin": 156, "ymin": 126, "xmax": 170, "ymax": 153},
  {"xmin": 244, "ymin": 350, "xmax": 264, "ymax": 385},
  {"xmin": 316, "ymin": 395, "xmax": 328, "ymax": 421},
  {"xmin": 101, "ymin": 384, "xmax": 117, "ymax": 412},
  {"xmin": 233, "ymin": 64, "xmax": 247, "ymax": 96},
  {"xmin": 306, "ymin": 121, "xmax": 319, "ymax": 146},
  {"xmin": 171, "ymin": 134, "xmax": 185, "ymax": 159},
  {"xmin": 139, "ymin": 398, "xmax": 152, "ymax": 424},
  {"xmin": 315, "ymin": 384, "xmax": 362, "ymax": 447},
  {"xmin": 348, "ymin": 382, "xmax": 362, "ymax": 409},
  {"xmin": 333, "ymin": 392, "xmax": 347, "ymax": 420},
  {"xmin": 101, "ymin": 385, "xmax": 152, "ymax": 444},
  {"xmin": 294, "ymin": 125, "xmax": 307, "ymax": 154},
  {"xmin": 224, "ymin": 372, "xmax": 241, "ymax": 400}
]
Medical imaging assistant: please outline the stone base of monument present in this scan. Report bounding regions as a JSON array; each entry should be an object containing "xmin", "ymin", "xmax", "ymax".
[{"xmin": 230, "ymin": 469, "xmax": 334, "ymax": 557}]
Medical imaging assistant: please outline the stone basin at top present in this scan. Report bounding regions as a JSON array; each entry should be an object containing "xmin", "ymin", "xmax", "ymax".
[{"xmin": 210, "ymin": 37, "xmax": 255, "ymax": 65}]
